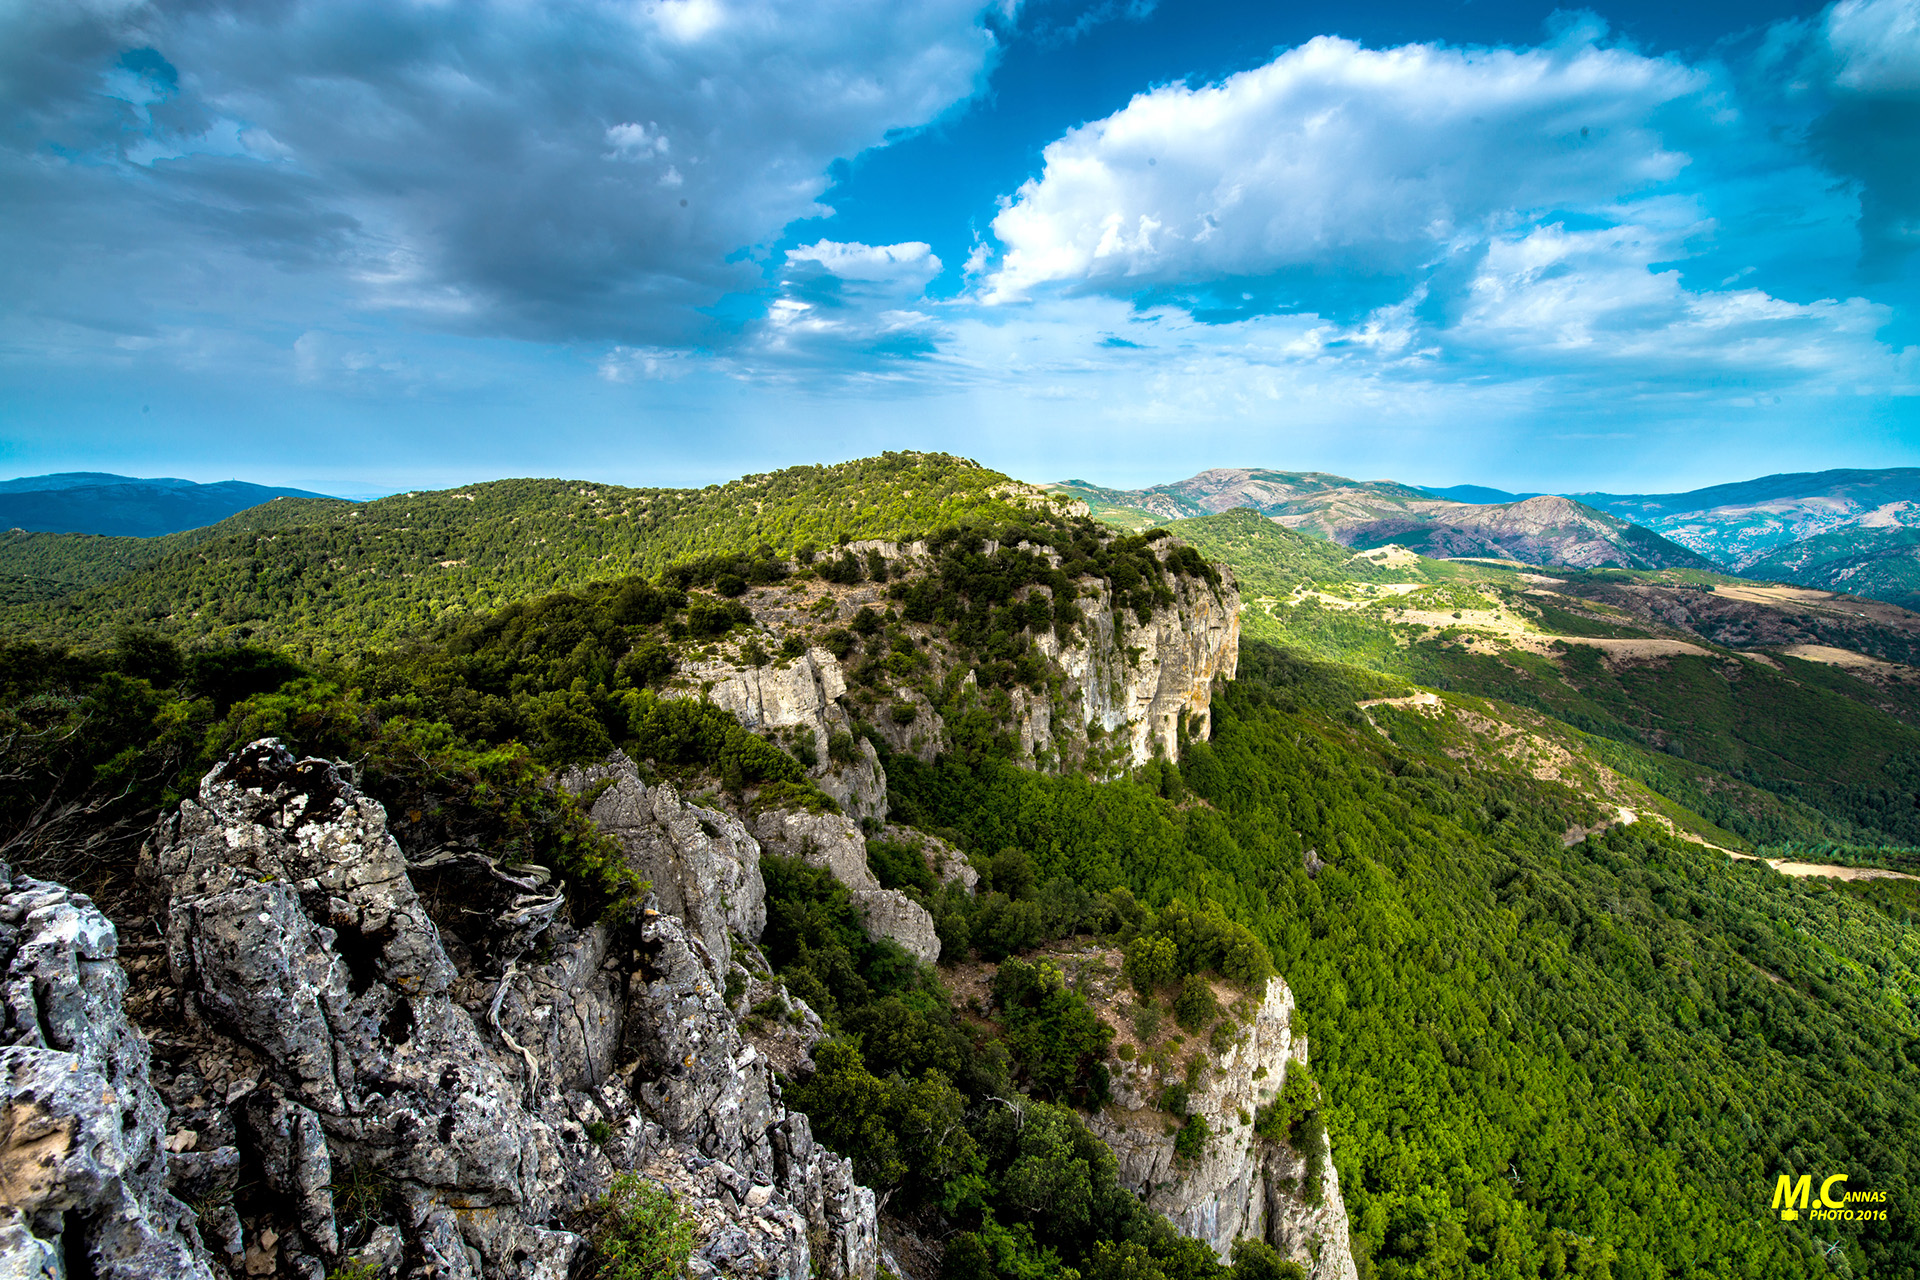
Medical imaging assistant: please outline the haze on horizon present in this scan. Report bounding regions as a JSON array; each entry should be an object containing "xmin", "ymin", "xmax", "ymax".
[{"xmin": 3, "ymin": 0, "xmax": 1918, "ymax": 496}]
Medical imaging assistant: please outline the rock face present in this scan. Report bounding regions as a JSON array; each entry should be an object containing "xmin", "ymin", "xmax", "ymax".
[
  {"xmin": 1034, "ymin": 547, "xmax": 1240, "ymax": 771},
  {"xmin": 0, "ymin": 867, "xmax": 214, "ymax": 1279},
  {"xmin": 1091, "ymin": 977, "xmax": 1357, "ymax": 1280},
  {"xmin": 561, "ymin": 752, "xmax": 766, "ymax": 964},
  {"xmin": 679, "ymin": 534, "xmax": 1237, "ymax": 792},
  {"xmin": 0, "ymin": 739, "xmax": 879, "ymax": 1280},
  {"xmin": 680, "ymin": 649, "xmax": 890, "ymax": 826},
  {"xmin": 752, "ymin": 810, "xmax": 940, "ymax": 964}
]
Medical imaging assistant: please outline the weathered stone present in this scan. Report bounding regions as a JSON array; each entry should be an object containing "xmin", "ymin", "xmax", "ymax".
[
  {"xmin": 562, "ymin": 753, "xmax": 765, "ymax": 964},
  {"xmin": 847, "ymin": 890, "xmax": 940, "ymax": 964},
  {"xmin": 1089, "ymin": 975, "xmax": 1356, "ymax": 1280},
  {"xmin": 0, "ymin": 867, "xmax": 215, "ymax": 1279},
  {"xmin": 150, "ymin": 742, "xmax": 579, "ymax": 1277},
  {"xmin": 670, "ymin": 647, "xmax": 891, "ymax": 825},
  {"xmin": 66, "ymin": 738, "xmax": 885, "ymax": 1280},
  {"xmin": 754, "ymin": 811, "xmax": 939, "ymax": 960},
  {"xmin": 1036, "ymin": 544, "xmax": 1239, "ymax": 773},
  {"xmin": 754, "ymin": 810, "xmax": 877, "ymax": 890}
]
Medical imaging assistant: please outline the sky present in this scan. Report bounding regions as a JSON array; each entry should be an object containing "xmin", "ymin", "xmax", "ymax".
[{"xmin": 2, "ymin": 0, "xmax": 1918, "ymax": 497}]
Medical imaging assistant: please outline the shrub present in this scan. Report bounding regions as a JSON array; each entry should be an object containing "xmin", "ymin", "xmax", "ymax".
[
  {"xmin": 867, "ymin": 837, "xmax": 937, "ymax": 894},
  {"xmin": 1173, "ymin": 974, "xmax": 1220, "ymax": 1032},
  {"xmin": 1124, "ymin": 935, "xmax": 1178, "ymax": 996},
  {"xmin": 1172, "ymin": 1113, "xmax": 1210, "ymax": 1163},
  {"xmin": 581, "ymin": 1174, "xmax": 695, "ymax": 1280},
  {"xmin": 1229, "ymin": 1239, "xmax": 1305, "ymax": 1280}
]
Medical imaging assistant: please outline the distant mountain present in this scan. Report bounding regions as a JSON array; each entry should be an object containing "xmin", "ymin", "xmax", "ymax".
[
  {"xmin": 1744, "ymin": 525, "xmax": 1920, "ymax": 612},
  {"xmin": 1416, "ymin": 484, "xmax": 1546, "ymax": 503},
  {"xmin": 0, "ymin": 473, "xmax": 338, "ymax": 537},
  {"xmin": 0, "ymin": 471, "xmax": 199, "ymax": 494},
  {"xmin": 1051, "ymin": 468, "xmax": 1715, "ymax": 572},
  {"xmin": 1575, "ymin": 468, "xmax": 1920, "ymax": 569}
]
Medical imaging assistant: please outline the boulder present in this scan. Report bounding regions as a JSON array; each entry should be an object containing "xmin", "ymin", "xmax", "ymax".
[
  {"xmin": 0, "ymin": 867, "xmax": 215, "ymax": 1279},
  {"xmin": 562, "ymin": 752, "xmax": 766, "ymax": 964}
]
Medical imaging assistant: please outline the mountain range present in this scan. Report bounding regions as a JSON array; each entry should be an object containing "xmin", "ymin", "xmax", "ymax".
[
  {"xmin": 0, "ymin": 471, "xmax": 336, "ymax": 537},
  {"xmin": 1052, "ymin": 465, "xmax": 1920, "ymax": 610},
  {"xmin": 0, "ymin": 452, "xmax": 1914, "ymax": 1280}
]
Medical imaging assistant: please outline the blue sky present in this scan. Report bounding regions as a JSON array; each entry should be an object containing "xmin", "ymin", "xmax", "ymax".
[{"xmin": 2, "ymin": 0, "xmax": 1917, "ymax": 496}]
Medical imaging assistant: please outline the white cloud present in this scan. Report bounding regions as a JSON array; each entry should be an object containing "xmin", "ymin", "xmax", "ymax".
[
  {"xmin": 1826, "ymin": 0, "xmax": 1920, "ymax": 93},
  {"xmin": 785, "ymin": 240, "xmax": 944, "ymax": 286},
  {"xmin": 985, "ymin": 33, "xmax": 1705, "ymax": 301},
  {"xmin": 1, "ymin": 0, "xmax": 1002, "ymax": 346},
  {"xmin": 1450, "ymin": 219, "xmax": 1897, "ymax": 383}
]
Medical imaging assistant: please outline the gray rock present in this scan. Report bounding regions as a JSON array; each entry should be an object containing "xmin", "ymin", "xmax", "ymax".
[
  {"xmin": 150, "ymin": 741, "xmax": 579, "ymax": 1277},
  {"xmin": 3, "ymin": 738, "xmax": 883, "ymax": 1280},
  {"xmin": 0, "ymin": 867, "xmax": 215, "ymax": 1279},
  {"xmin": 847, "ymin": 890, "xmax": 940, "ymax": 964},
  {"xmin": 1026, "ymin": 540, "xmax": 1239, "ymax": 774},
  {"xmin": 755, "ymin": 811, "xmax": 939, "ymax": 961},
  {"xmin": 124, "ymin": 739, "xmax": 880, "ymax": 1280},
  {"xmin": 561, "ymin": 754, "xmax": 765, "ymax": 964},
  {"xmin": 1089, "ymin": 976, "xmax": 1356, "ymax": 1280},
  {"xmin": 754, "ymin": 810, "xmax": 878, "ymax": 891},
  {"xmin": 672, "ymin": 649, "xmax": 891, "ymax": 826}
]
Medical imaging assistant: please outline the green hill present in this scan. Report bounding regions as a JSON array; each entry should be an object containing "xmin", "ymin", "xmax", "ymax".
[
  {"xmin": 0, "ymin": 454, "xmax": 1074, "ymax": 656},
  {"xmin": 0, "ymin": 457, "xmax": 1914, "ymax": 1280},
  {"xmin": 0, "ymin": 495, "xmax": 358, "ymax": 588},
  {"xmin": 1746, "ymin": 525, "xmax": 1920, "ymax": 612},
  {"xmin": 1169, "ymin": 508, "xmax": 1920, "ymax": 852}
]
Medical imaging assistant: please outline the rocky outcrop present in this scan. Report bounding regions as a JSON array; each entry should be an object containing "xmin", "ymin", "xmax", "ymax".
[
  {"xmin": 561, "ymin": 752, "xmax": 765, "ymax": 965},
  {"xmin": 677, "ymin": 649, "xmax": 889, "ymax": 826},
  {"xmin": 0, "ymin": 739, "xmax": 881, "ymax": 1280},
  {"xmin": 877, "ymin": 824, "xmax": 978, "ymax": 892},
  {"xmin": 1091, "ymin": 976, "xmax": 1356, "ymax": 1280},
  {"xmin": 752, "ymin": 811, "xmax": 940, "ymax": 964},
  {"xmin": 0, "ymin": 868, "xmax": 214, "ymax": 1279},
  {"xmin": 1011, "ymin": 540, "xmax": 1238, "ymax": 773}
]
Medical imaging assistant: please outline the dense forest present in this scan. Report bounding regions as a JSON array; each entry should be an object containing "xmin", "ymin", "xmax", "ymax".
[
  {"xmin": 0, "ymin": 453, "xmax": 1078, "ymax": 656},
  {"xmin": 2, "ymin": 455, "xmax": 1913, "ymax": 1280}
]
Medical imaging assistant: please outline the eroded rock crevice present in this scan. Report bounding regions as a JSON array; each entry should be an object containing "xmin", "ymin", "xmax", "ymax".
[{"xmin": 2, "ymin": 739, "xmax": 880, "ymax": 1280}]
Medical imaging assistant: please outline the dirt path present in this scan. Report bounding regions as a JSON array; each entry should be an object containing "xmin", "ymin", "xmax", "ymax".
[{"xmin": 1725, "ymin": 850, "xmax": 1919, "ymax": 883}]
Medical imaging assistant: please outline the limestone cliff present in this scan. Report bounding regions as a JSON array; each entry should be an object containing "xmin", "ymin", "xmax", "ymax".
[
  {"xmin": 1, "ymin": 868, "xmax": 211, "ymax": 1279},
  {"xmin": 675, "ymin": 531, "xmax": 1239, "ymax": 792},
  {"xmin": 1090, "ymin": 972, "xmax": 1357, "ymax": 1280},
  {"xmin": 1024, "ymin": 551, "xmax": 1240, "ymax": 770},
  {"xmin": 0, "ymin": 740, "xmax": 880, "ymax": 1280}
]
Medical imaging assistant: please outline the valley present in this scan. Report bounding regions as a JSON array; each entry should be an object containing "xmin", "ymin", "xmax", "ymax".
[{"xmin": 0, "ymin": 453, "xmax": 1914, "ymax": 1280}]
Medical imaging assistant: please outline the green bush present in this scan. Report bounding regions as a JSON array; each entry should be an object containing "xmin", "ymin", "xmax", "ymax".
[
  {"xmin": 1172, "ymin": 1113, "xmax": 1210, "ymax": 1163},
  {"xmin": 867, "ymin": 837, "xmax": 937, "ymax": 894},
  {"xmin": 581, "ymin": 1174, "xmax": 695, "ymax": 1280},
  {"xmin": 1228, "ymin": 1239, "xmax": 1305, "ymax": 1280},
  {"xmin": 1172, "ymin": 975, "xmax": 1220, "ymax": 1032}
]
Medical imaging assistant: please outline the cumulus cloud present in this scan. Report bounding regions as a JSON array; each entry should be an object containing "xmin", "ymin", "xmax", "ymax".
[
  {"xmin": 985, "ymin": 32, "xmax": 1705, "ymax": 304},
  {"xmin": 1810, "ymin": 0, "xmax": 1920, "ymax": 276},
  {"xmin": 0, "ymin": 0, "xmax": 999, "ymax": 348},
  {"xmin": 745, "ymin": 240, "xmax": 950, "ymax": 367},
  {"xmin": 785, "ymin": 240, "xmax": 944, "ymax": 287},
  {"xmin": 1448, "ymin": 218, "xmax": 1900, "ymax": 386},
  {"xmin": 1827, "ymin": 0, "xmax": 1920, "ymax": 92}
]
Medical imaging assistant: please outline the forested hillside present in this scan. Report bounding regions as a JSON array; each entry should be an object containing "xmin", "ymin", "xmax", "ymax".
[
  {"xmin": 0, "ymin": 454, "xmax": 1912, "ymax": 1280},
  {"xmin": 0, "ymin": 454, "xmax": 1072, "ymax": 656},
  {"xmin": 0, "ymin": 495, "xmax": 356, "ymax": 587},
  {"xmin": 1172, "ymin": 509, "xmax": 1920, "ymax": 857}
]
